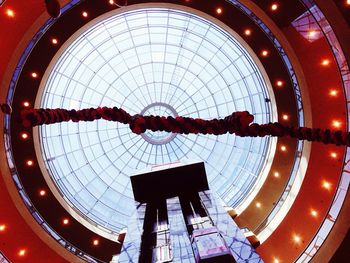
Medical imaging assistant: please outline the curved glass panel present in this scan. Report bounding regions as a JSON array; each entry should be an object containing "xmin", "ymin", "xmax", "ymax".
[{"xmin": 39, "ymin": 7, "xmax": 273, "ymax": 233}]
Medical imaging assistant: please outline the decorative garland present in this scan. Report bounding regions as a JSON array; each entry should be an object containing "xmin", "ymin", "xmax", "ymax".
[{"xmin": 20, "ymin": 107, "xmax": 350, "ymax": 146}]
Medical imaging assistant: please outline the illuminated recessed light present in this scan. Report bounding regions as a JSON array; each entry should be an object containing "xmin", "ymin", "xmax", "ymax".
[
  {"xmin": 310, "ymin": 209, "xmax": 318, "ymax": 217},
  {"xmin": 308, "ymin": 30, "xmax": 316, "ymax": 37},
  {"xmin": 216, "ymin": 8, "xmax": 222, "ymax": 14},
  {"xmin": 280, "ymin": 145, "xmax": 287, "ymax": 152},
  {"xmin": 332, "ymin": 120, "xmax": 341, "ymax": 128},
  {"xmin": 0, "ymin": 224, "xmax": 6, "ymax": 232},
  {"xmin": 82, "ymin": 11, "xmax": 88, "ymax": 17},
  {"xmin": 21, "ymin": 132, "xmax": 29, "ymax": 140},
  {"xmin": 329, "ymin": 89, "xmax": 338, "ymax": 97},
  {"xmin": 293, "ymin": 234, "xmax": 301, "ymax": 243},
  {"xmin": 276, "ymin": 80, "xmax": 284, "ymax": 87},
  {"xmin": 51, "ymin": 38, "xmax": 58, "ymax": 45},
  {"xmin": 274, "ymin": 171, "xmax": 280, "ymax": 178},
  {"xmin": 256, "ymin": 202, "xmax": 262, "ymax": 208},
  {"xmin": 26, "ymin": 160, "xmax": 34, "ymax": 166},
  {"xmin": 322, "ymin": 180, "xmax": 331, "ymax": 190},
  {"xmin": 39, "ymin": 189, "xmax": 46, "ymax": 196},
  {"xmin": 347, "ymin": 0, "xmax": 350, "ymax": 6},
  {"xmin": 282, "ymin": 114, "xmax": 289, "ymax": 120},
  {"xmin": 62, "ymin": 218, "xmax": 69, "ymax": 225},
  {"xmin": 93, "ymin": 239, "xmax": 99, "ymax": 246},
  {"xmin": 321, "ymin": 59, "xmax": 330, "ymax": 66},
  {"xmin": 330, "ymin": 152, "xmax": 337, "ymax": 158},
  {"xmin": 273, "ymin": 258, "xmax": 280, "ymax": 263},
  {"xmin": 261, "ymin": 50, "xmax": 269, "ymax": 57},
  {"xmin": 18, "ymin": 249, "xmax": 26, "ymax": 257},
  {"xmin": 244, "ymin": 29, "xmax": 251, "ymax": 36},
  {"xmin": 6, "ymin": 9, "xmax": 15, "ymax": 18},
  {"xmin": 109, "ymin": 0, "xmax": 114, "ymax": 4},
  {"xmin": 31, "ymin": 72, "xmax": 38, "ymax": 78},
  {"xmin": 23, "ymin": 101, "xmax": 30, "ymax": 107},
  {"xmin": 271, "ymin": 3, "xmax": 278, "ymax": 11}
]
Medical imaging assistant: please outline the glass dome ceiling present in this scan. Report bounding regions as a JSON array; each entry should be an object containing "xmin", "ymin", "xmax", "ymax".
[{"xmin": 38, "ymin": 7, "xmax": 274, "ymax": 234}]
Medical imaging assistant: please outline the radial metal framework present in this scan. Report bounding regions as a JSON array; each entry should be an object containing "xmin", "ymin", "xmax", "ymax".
[{"xmin": 38, "ymin": 7, "xmax": 273, "ymax": 233}]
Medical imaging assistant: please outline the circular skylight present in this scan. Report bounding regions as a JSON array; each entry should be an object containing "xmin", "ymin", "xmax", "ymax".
[{"xmin": 37, "ymin": 6, "xmax": 274, "ymax": 234}]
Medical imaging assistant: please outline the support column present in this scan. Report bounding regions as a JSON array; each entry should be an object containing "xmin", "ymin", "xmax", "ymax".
[
  {"xmin": 167, "ymin": 197, "xmax": 195, "ymax": 262},
  {"xmin": 199, "ymin": 191, "xmax": 262, "ymax": 262}
]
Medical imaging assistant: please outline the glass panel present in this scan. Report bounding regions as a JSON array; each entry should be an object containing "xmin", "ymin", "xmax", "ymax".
[{"xmin": 39, "ymin": 8, "xmax": 272, "ymax": 233}]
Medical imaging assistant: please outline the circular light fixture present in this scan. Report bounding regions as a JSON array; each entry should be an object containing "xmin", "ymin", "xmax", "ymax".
[
  {"xmin": 310, "ymin": 209, "xmax": 318, "ymax": 217},
  {"xmin": 332, "ymin": 120, "xmax": 341, "ymax": 128},
  {"xmin": 293, "ymin": 234, "xmax": 301, "ymax": 243},
  {"xmin": 261, "ymin": 50, "xmax": 269, "ymax": 57},
  {"xmin": 6, "ymin": 9, "xmax": 15, "ymax": 18},
  {"xmin": 322, "ymin": 180, "xmax": 331, "ymax": 190},
  {"xmin": 22, "ymin": 101, "xmax": 30, "ymax": 107},
  {"xmin": 321, "ymin": 59, "xmax": 330, "ymax": 66},
  {"xmin": 18, "ymin": 249, "xmax": 26, "ymax": 256},
  {"xmin": 271, "ymin": 3, "xmax": 278, "ymax": 11},
  {"xmin": 308, "ymin": 30, "xmax": 316, "ymax": 37},
  {"xmin": 31, "ymin": 72, "xmax": 38, "ymax": 78},
  {"xmin": 21, "ymin": 132, "xmax": 29, "ymax": 139},
  {"xmin": 276, "ymin": 80, "xmax": 284, "ymax": 87},
  {"xmin": 244, "ymin": 29, "xmax": 251, "ymax": 36},
  {"xmin": 282, "ymin": 114, "xmax": 289, "ymax": 120},
  {"xmin": 329, "ymin": 89, "xmax": 338, "ymax": 97}
]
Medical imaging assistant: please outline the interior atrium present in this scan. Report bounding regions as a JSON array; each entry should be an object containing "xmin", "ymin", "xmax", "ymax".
[{"xmin": 0, "ymin": 0, "xmax": 349, "ymax": 262}]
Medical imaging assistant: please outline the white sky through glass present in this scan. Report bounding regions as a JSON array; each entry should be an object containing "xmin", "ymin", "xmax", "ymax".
[{"xmin": 39, "ymin": 8, "xmax": 273, "ymax": 233}]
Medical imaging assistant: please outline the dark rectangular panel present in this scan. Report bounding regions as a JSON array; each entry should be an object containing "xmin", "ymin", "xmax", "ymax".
[{"xmin": 131, "ymin": 162, "xmax": 209, "ymax": 203}]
